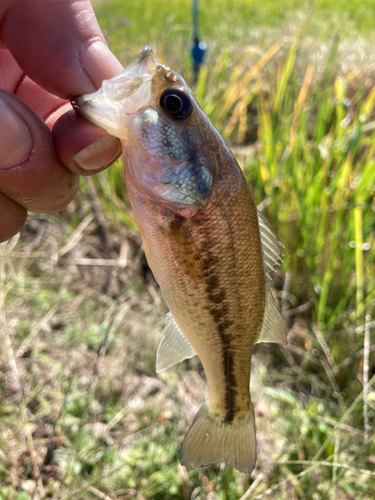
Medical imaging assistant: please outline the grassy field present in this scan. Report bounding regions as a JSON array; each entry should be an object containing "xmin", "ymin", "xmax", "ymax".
[{"xmin": 1, "ymin": 0, "xmax": 375, "ymax": 499}]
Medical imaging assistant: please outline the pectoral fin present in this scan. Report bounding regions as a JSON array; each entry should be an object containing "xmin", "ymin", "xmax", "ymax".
[
  {"xmin": 256, "ymin": 286, "xmax": 287, "ymax": 345},
  {"xmin": 156, "ymin": 313, "xmax": 196, "ymax": 372}
]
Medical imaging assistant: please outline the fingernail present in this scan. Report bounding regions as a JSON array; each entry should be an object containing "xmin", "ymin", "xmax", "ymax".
[
  {"xmin": 73, "ymin": 136, "xmax": 122, "ymax": 171},
  {"xmin": 0, "ymin": 100, "xmax": 32, "ymax": 170},
  {"xmin": 80, "ymin": 41, "xmax": 124, "ymax": 90}
]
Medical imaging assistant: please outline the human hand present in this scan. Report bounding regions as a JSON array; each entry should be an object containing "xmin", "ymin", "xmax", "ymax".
[{"xmin": 0, "ymin": 0, "xmax": 124, "ymax": 242}]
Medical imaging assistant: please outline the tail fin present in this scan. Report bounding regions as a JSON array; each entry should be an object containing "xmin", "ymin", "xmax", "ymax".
[{"xmin": 180, "ymin": 402, "xmax": 256, "ymax": 474}]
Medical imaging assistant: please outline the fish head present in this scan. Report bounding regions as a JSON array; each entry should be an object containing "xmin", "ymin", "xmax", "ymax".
[{"xmin": 73, "ymin": 46, "xmax": 215, "ymax": 216}]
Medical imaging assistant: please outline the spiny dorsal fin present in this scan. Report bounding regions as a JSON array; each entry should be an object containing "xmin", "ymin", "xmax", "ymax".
[
  {"xmin": 257, "ymin": 210, "xmax": 284, "ymax": 284},
  {"xmin": 256, "ymin": 286, "xmax": 287, "ymax": 345},
  {"xmin": 156, "ymin": 313, "xmax": 196, "ymax": 372}
]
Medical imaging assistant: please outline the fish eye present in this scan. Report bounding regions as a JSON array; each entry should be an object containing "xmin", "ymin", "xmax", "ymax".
[{"xmin": 160, "ymin": 88, "xmax": 193, "ymax": 120}]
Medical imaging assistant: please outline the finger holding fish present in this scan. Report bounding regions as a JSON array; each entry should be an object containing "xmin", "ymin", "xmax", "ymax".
[
  {"xmin": 0, "ymin": 0, "xmax": 124, "ymax": 242},
  {"xmin": 53, "ymin": 109, "xmax": 122, "ymax": 175}
]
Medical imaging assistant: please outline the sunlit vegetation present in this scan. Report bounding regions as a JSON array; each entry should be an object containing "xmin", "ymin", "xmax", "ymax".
[{"xmin": 1, "ymin": 1, "xmax": 375, "ymax": 498}]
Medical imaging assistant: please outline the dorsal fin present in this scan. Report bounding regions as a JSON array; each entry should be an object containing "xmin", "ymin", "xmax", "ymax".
[
  {"xmin": 156, "ymin": 313, "xmax": 196, "ymax": 372},
  {"xmin": 257, "ymin": 211, "xmax": 284, "ymax": 284},
  {"xmin": 256, "ymin": 286, "xmax": 287, "ymax": 345}
]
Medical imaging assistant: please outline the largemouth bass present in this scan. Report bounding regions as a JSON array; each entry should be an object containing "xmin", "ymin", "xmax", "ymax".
[{"xmin": 74, "ymin": 46, "xmax": 286, "ymax": 474}]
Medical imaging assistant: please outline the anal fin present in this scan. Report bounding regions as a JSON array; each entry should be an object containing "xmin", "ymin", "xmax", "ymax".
[
  {"xmin": 156, "ymin": 313, "xmax": 196, "ymax": 372},
  {"xmin": 256, "ymin": 286, "xmax": 287, "ymax": 345}
]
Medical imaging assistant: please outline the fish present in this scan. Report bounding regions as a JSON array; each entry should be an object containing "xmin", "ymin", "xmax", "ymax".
[{"xmin": 73, "ymin": 46, "xmax": 286, "ymax": 474}]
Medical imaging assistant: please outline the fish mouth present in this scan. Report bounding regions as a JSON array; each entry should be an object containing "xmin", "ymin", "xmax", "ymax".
[{"xmin": 71, "ymin": 45, "xmax": 160, "ymax": 139}]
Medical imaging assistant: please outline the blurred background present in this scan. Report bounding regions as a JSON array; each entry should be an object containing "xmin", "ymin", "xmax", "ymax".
[{"xmin": 1, "ymin": 0, "xmax": 375, "ymax": 498}]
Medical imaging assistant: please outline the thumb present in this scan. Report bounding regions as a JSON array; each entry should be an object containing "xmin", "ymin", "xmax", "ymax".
[
  {"xmin": 0, "ymin": 89, "xmax": 79, "ymax": 214},
  {"xmin": 0, "ymin": 0, "xmax": 123, "ymax": 98}
]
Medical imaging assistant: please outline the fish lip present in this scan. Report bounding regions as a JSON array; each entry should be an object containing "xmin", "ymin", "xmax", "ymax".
[
  {"xmin": 71, "ymin": 46, "xmax": 160, "ymax": 138},
  {"xmin": 132, "ymin": 45, "xmax": 155, "ymax": 65}
]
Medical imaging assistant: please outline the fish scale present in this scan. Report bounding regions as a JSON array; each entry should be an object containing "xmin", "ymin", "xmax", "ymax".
[{"xmin": 75, "ymin": 45, "xmax": 286, "ymax": 474}]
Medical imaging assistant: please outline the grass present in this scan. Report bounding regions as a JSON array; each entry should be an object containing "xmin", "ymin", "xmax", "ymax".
[{"xmin": 1, "ymin": 0, "xmax": 375, "ymax": 498}]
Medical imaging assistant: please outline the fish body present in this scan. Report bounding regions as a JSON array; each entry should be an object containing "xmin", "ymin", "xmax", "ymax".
[{"xmin": 74, "ymin": 46, "xmax": 286, "ymax": 474}]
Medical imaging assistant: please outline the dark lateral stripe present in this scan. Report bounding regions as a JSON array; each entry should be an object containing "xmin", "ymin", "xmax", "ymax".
[{"xmin": 204, "ymin": 253, "xmax": 236, "ymax": 423}]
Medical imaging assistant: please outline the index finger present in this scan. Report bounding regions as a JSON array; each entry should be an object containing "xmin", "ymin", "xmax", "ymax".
[{"xmin": 0, "ymin": 0, "xmax": 123, "ymax": 97}]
